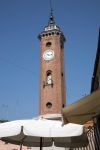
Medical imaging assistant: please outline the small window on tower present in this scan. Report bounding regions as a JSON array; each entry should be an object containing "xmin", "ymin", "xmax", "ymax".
[
  {"xmin": 46, "ymin": 42, "xmax": 52, "ymax": 47},
  {"xmin": 46, "ymin": 102, "xmax": 52, "ymax": 109},
  {"xmin": 62, "ymin": 104, "xmax": 65, "ymax": 108},
  {"xmin": 46, "ymin": 70, "xmax": 52, "ymax": 85},
  {"xmin": 60, "ymin": 41, "xmax": 64, "ymax": 49},
  {"xmin": 61, "ymin": 73, "xmax": 63, "ymax": 77}
]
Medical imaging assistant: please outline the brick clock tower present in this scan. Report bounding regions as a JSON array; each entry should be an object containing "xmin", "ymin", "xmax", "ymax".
[{"xmin": 38, "ymin": 13, "xmax": 66, "ymax": 118}]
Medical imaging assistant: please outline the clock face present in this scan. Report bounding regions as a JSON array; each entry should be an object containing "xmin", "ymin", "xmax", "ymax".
[{"xmin": 43, "ymin": 49, "xmax": 54, "ymax": 61}]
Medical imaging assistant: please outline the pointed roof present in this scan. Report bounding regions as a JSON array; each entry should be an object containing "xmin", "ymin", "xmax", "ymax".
[
  {"xmin": 38, "ymin": 10, "xmax": 66, "ymax": 42},
  {"xmin": 44, "ymin": 11, "xmax": 60, "ymax": 32},
  {"xmin": 48, "ymin": 11, "xmax": 55, "ymax": 25}
]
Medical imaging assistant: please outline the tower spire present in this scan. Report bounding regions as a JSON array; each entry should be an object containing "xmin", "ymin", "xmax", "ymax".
[
  {"xmin": 48, "ymin": 0, "xmax": 55, "ymax": 25},
  {"xmin": 38, "ymin": 0, "xmax": 65, "ymax": 42},
  {"xmin": 50, "ymin": 0, "xmax": 53, "ymax": 14}
]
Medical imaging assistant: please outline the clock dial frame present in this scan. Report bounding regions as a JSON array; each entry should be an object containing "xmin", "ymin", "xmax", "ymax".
[{"xmin": 43, "ymin": 49, "xmax": 54, "ymax": 61}]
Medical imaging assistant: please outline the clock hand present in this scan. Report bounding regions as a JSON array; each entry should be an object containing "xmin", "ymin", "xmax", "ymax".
[{"xmin": 47, "ymin": 54, "xmax": 52, "ymax": 56}]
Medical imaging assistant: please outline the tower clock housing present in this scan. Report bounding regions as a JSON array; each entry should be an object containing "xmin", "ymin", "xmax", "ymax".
[{"xmin": 38, "ymin": 13, "xmax": 66, "ymax": 116}]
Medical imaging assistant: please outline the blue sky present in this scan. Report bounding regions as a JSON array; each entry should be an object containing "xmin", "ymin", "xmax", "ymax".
[{"xmin": 0, "ymin": 0, "xmax": 100, "ymax": 120}]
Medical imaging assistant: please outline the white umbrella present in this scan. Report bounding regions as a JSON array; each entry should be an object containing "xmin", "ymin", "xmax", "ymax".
[{"xmin": 0, "ymin": 118, "xmax": 88, "ymax": 150}]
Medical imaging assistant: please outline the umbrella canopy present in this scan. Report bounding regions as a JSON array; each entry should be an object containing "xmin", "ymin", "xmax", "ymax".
[
  {"xmin": 62, "ymin": 89, "xmax": 100, "ymax": 124},
  {"xmin": 0, "ymin": 118, "xmax": 88, "ymax": 149}
]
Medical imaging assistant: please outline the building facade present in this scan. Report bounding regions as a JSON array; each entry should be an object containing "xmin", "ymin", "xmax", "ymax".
[
  {"xmin": 91, "ymin": 29, "xmax": 100, "ymax": 93},
  {"xmin": 73, "ymin": 29, "xmax": 100, "ymax": 150}
]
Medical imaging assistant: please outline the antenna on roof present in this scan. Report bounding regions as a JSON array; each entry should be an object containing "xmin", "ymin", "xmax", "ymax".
[
  {"xmin": 49, "ymin": 0, "xmax": 55, "ymax": 25},
  {"xmin": 50, "ymin": 0, "xmax": 53, "ymax": 15}
]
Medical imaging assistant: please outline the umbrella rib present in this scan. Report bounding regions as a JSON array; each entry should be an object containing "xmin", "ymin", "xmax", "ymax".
[
  {"xmin": 19, "ymin": 126, "xmax": 27, "ymax": 150},
  {"xmin": 20, "ymin": 135, "xmax": 27, "ymax": 150},
  {"xmin": 21, "ymin": 135, "xmax": 27, "ymax": 143}
]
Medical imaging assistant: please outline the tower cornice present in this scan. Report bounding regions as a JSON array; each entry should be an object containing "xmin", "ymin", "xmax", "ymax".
[
  {"xmin": 38, "ymin": 29, "xmax": 66, "ymax": 42},
  {"xmin": 38, "ymin": 12, "xmax": 66, "ymax": 42}
]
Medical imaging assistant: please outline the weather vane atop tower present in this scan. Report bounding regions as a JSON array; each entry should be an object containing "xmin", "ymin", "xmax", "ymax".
[
  {"xmin": 50, "ymin": 0, "xmax": 53, "ymax": 15},
  {"xmin": 48, "ymin": 0, "xmax": 56, "ymax": 26},
  {"xmin": 39, "ymin": 0, "xmax": 65, "ymax": 36}
]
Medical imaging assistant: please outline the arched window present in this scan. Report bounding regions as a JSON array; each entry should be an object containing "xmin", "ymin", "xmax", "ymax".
[
  {"xmin": 46, "ymin": 102, "xmax": 52, "ymax": 109},
  {"xmin": 46, "ymin": 70, "xmax": 52, "ymax": 85},
  {"xmin": 46, "ymin": 42, "xmax": 52, "ymax": 47}
]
